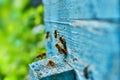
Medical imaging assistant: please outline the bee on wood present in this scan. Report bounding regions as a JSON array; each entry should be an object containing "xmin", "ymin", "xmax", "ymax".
[
  {"xmin": 46, "ymin": 32, "xmax": 50, "ymax": 39},
  {"xmin": 59, "ymin": 36, "xmax": 67, "ymax": 50},
  {"xmin": 59, "ymin": 36, "xmax": 64, "ymax": 44},
  {"xmin": 83, "ymin": 65, "xmax": 89, "ymax": 79},
  {"xmin": 54, "ymin": 30, "xmax": 58, "ymax": 38},
  {"xmin": 55, "ymin": 43, "xmax": 61, "ymax": 51},
  {"xmin": 47, "ymin": 59, "xmax": 55, "ymax": 67},
  {"xmin": 36, "ymin": 52, "xmax": 46, "ymax": 59},
  {"xmin": 60, "ymin": 48, "xmax": 67, "ymax": 56},
  {"xmin": 55, "ymin": 43, "xmax": 67, "ymax": 56}
]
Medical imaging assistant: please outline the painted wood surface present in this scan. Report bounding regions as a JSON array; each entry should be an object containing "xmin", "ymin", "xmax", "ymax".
[
  {"xmin": 44, "ymin": 20, "xmax": 119, "ymax": 80},
  {"xmin": 29, "ymin": 56, "xmax": 75, "ymax": 80},
  {"xmin": 43, "ymin": 0, "xmax": 120, "ymax": 21},
  {"xmin": 29, "ymin": 0, "xmax": 120, "ymax": 80}
]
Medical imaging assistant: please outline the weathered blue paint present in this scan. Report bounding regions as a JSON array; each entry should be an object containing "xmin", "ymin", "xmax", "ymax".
[
  {"xmin": 67, "ymin": 21, "xmax": 119, "ymax": 80},
  {"xmin": 29, "ymin": 56, "xmax": 75, "ymax": 80},
  {"xmin": 43, "ymin": 0, "xmax": 120, "ymax": 21},
  {"xmin": 29, "ymin": 0, "xmax": 120, "ymax": 80},
  {"xmin": 44, "ymin": 20, "xmax": 119, "ymax": 80}
]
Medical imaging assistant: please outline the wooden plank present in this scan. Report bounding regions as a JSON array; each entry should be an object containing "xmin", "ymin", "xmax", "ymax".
[
  {"xmin": 29, "ymin": 55, "xmax": 75, "ymax": 80},
  {"xmin": 29, "ymin": 0, "xmax": 120, "ymax": 80},
  {"xmin": 43, "ymin": 0, "xmax": 120, "ymax": 21},
  {"xmin": 44, "ymin": 20, "xmax": 120, "ymax": 80},
  {"xmin": 65, "ymin": 20, "xmax": 120, "ymax": 80}
]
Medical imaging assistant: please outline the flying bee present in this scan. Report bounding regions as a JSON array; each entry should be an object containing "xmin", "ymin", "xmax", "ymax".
[
  {"xmin": 46, "ymin": 31, "xmax": 50, "ymax": 39},
  {"xmin": 54, "ymin": 30, "xmax": 58, "ymax": 38},
  {"xmin": 36, "ymin": 52, "xmax": 46, "ymax": 59},
  {"xmin": 47, "ymin": 59, "xmax": 55, "ymax": 67}
]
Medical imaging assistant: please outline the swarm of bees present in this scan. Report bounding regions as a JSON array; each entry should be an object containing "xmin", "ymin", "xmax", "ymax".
[{"xmin": 55, "ymin": 43, "xmax": 66, "ymax": 56}]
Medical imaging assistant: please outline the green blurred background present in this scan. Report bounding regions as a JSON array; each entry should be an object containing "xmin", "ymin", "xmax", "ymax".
[{"xmin": 0, "ymin": 0, "xmax": 45, "ymax": 80}]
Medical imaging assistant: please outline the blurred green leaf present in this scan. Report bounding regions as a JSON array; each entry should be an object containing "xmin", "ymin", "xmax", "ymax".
[{"xmin": 0, "ymin": 0, "xmax": 45, "ymax": 80}]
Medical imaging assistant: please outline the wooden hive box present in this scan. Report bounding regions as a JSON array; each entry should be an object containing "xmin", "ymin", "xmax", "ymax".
[{"xmin": 29, "ymin": 0, "xmax": 120, "ymax": 80}]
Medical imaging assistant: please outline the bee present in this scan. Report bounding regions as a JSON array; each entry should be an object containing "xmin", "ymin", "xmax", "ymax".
[
  {"xmin": 47, "ymin": 59, "xmax": 55, "ymax": 67},
  {"xmin": 60, "ymin": 48, "xmax": 67, "ymax": 56},
  {"xmin": 54, "ymin": 30, "xmax": 58, "ymax": 38},
  {"xmin": 59, "ymin": 37, "xmax": 67, "ymax": 49},
  {"xmin": 46, "ymin": 31, "xmax": 50, "ymax": 39},
  {"xmin": 55, "ymin": 43, "xmax": 67, "ymax": 56},
  {"xmin": 83, "ymin": 65, "xmax": 89, "ymax": 79},
  {"xmin": 55, "ymin": 43, "xmax": 61, "ymax": 51},
  {"xmin": 59, "ymin": 36, "xmax": 64, "ymax": 44},
  {"xmin": 36, "ymin": 52, "xmax": 46, "ymax": 59}
]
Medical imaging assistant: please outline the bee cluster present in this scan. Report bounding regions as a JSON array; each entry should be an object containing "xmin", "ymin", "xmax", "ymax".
[
  {"xmin": 35, "ymin": 30, "xmax": 67, "ymax": 67},
  {"xmin": 53, "ymin": 30, "xmax": 67, "ymax": 57},
  {"xmin": 45, "ymin": 30, "xmax": 67, "ymax": 57}
]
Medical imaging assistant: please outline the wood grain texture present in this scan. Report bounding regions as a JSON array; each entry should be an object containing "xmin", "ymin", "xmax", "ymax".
[
  {"xmin": 44, "ymin": 20, "xmax": 119, "ymax": 80},
  {"xmin": 42, "ymin": 0, "xmax": 120, "ymax": 79},
  {"xmin": 43, "ymin": 0, "xmax": 120, "ymax": 21},
  {"xmin": 29, "ymin": 56, "xmax": 75, "ymax": 80},
  {"xmin": 29, "ymin": 0, "xmax": 120, "ymax": 80}
]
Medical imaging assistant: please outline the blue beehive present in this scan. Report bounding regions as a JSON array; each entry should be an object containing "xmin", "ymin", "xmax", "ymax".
[{"xmin": 29, "ymin": 0, "xmax": 120, "ymax": 80}]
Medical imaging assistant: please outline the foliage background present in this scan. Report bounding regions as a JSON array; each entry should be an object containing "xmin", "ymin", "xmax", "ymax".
[{"xmin": 0, "ymin": 0, "xmax": 45, "ymax": 80}]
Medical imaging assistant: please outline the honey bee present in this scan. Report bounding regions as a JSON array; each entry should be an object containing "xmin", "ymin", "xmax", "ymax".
[
  {"xmin": 46, "ymin": 32, "xmax": 50, "ymax": 39},
  {"xmin": 60, "ymin": 48, "xmax": 67, "ymax": 56},
  {"xmin": 36, "ymin": 52, "xmax": 46, "ymax": 59},
  {"xmin": 59, "ymin": 36, "xmax": 67, "ymax": 50},
  {"xmin": 55, "ymin": 43, "xmax": 61, "ymax": 52},
  {"xmin": 55, "ymin": 43, "xmax": 67, "ymax": 56},
  {"xmin": 54, "ymin": 30, "xmax": 58, "ymax": 38},
  {"xmin": 47, "ymin": 59, "xmax": 55, "ymax": 67},
  {"xmin": 59, "ymin": 36, "xmax": 64, "ymax": 44}
]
